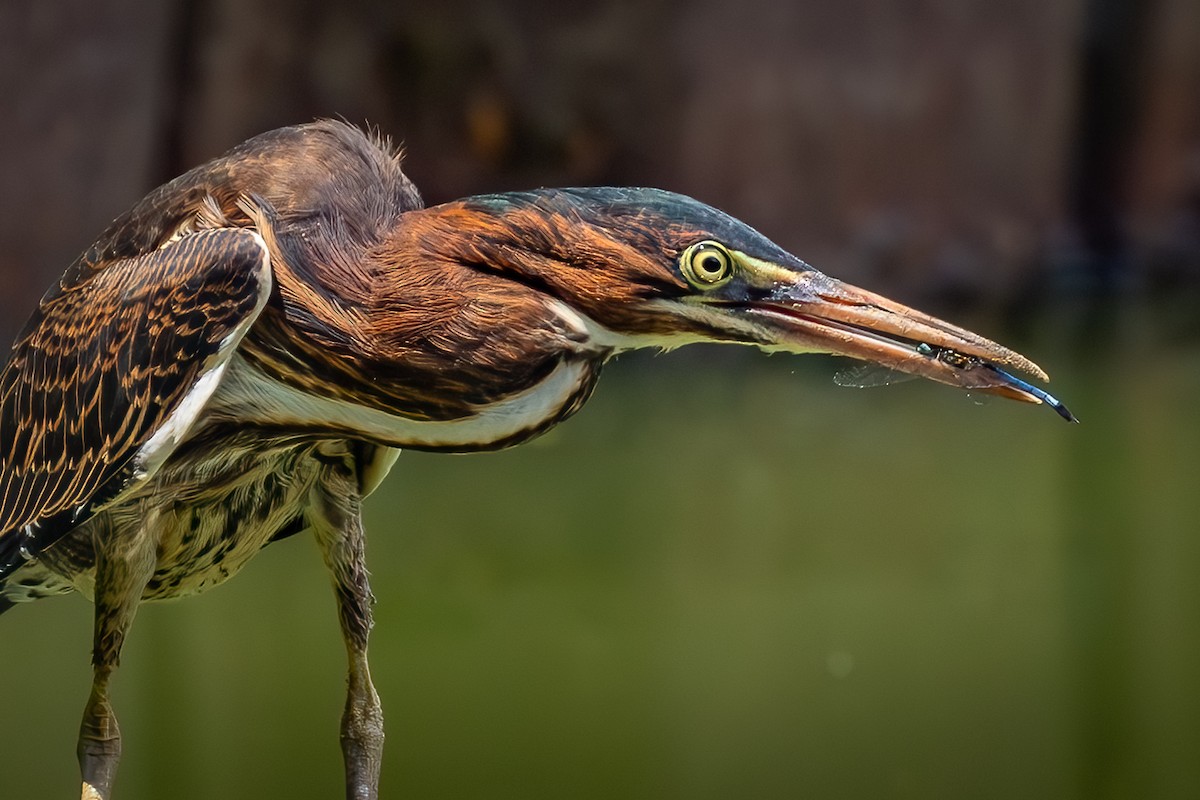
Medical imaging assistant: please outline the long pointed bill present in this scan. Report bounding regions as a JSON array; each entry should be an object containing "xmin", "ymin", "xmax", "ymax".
[{"xmin": 729, "ymin": 270, "xmax": 1077, "ymax": 422}]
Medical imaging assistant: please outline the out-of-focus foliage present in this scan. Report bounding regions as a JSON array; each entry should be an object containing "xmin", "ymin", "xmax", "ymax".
[{"xmin": 1, "ymin": 0, "xmax": 1198, "ymax": 346}]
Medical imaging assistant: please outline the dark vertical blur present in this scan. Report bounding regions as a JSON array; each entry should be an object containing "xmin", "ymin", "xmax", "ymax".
[
  {"xmin": 1063, "ymin": 2, "xmax": 1153, "ymax": 797},
  {"xmin": 1065, "ymin": 0, "xmax": 1153, "ymax": 297}
]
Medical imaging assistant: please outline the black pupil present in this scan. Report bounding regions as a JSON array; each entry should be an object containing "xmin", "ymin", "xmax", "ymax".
[{"xmin": 700, "ymin": 254, "xmax": 724, "ymax": 276}]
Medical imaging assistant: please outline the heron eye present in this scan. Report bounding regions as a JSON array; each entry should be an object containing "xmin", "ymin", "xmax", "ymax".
[{"xmin": 683, "ymin": 242, "xmax": 734, "ymax": 287}]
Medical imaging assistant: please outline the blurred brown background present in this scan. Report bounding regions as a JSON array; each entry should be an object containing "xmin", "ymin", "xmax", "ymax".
[
  {"xmin": 2, "ymin": 0, "xmax": 1198, "ymax": 347},
  {"xmin": 3, "ymin": 2, "xmax": 1200, "ymax": 799}
]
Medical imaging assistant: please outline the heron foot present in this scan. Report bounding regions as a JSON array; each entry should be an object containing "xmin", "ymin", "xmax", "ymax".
[
  {"xmin": 341, "ymin": 661, "xmax": 384, "ymax": 800},
  {"xmin": 77, "ymin": 683, "xmax": 121, "ymax": 800}
]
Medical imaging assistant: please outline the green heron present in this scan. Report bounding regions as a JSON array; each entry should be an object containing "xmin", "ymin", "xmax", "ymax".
[{"xmin": 0, "ymin": 120, "xmax": 1073, "ymax": 800}]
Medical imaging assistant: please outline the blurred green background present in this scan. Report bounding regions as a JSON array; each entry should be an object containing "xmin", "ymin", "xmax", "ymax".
[
  {"xmin": 2, "ymin": 0, "xmax": 1200, "ymax": 798},
  {"xmin": 6, "ymin": 338, "xmax": 1200, "ymax": 799}
]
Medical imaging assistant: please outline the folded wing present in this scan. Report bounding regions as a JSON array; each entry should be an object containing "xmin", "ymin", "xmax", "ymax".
[{"xmin": 0, "ymin": 228, "xmax": 272, "ymax": 577}]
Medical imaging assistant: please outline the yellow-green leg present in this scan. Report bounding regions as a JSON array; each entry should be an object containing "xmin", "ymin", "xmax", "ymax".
[
  {"xmin": 79, "ymin": 516, "xmax": 156, "ymax": 800},
  {"xmin": 312, "ymin": 456, "xmax": 385, "ymax": 800}
]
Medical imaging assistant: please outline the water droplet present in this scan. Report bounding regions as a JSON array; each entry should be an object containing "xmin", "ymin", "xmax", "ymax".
[{"xmin": 826, "ymin": 650, "xmax": 855, "ymax": 679}]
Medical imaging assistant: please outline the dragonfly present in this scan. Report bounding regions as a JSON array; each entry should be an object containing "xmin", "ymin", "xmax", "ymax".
[{"xmin": 835, "ymin": 342, "xmax": 1078, "ymax": 422}]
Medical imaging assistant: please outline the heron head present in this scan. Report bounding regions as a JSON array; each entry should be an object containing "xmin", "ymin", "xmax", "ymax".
[{"xmin": 402, "ymin": 187, "xmax": 1072, "ymax": 418}]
